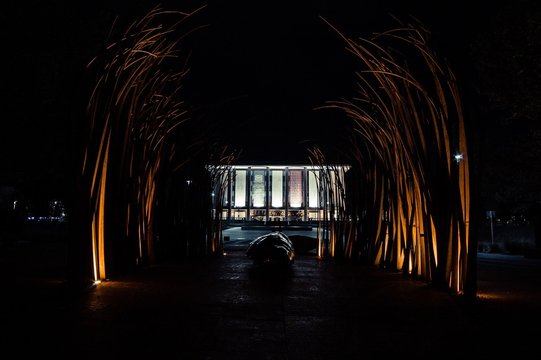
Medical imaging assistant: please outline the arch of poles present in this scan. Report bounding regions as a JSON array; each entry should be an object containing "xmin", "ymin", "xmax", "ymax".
[
  {"xmin": 81, "ymin": 6, "xmax": 222, "ymax": 282},
  {"xmin": 81, "ymin": 8, "xmax": 472, "ymax": 296},
  {"xmin": 310, "ymin": 19, "xmax": 472, "ymax": 294}
]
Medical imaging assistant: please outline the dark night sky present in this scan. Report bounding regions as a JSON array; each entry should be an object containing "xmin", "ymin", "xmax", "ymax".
[
  {"xmin": 179, "ymin": 0, "xmax": 478, "ymax": 161},
  {"xmin": 1, "ymin": 0, "xmax": 474, "ymax": 169},
  {"xmin": 1, "ymin": 0, "xmax": 539, "ymax": 214}
]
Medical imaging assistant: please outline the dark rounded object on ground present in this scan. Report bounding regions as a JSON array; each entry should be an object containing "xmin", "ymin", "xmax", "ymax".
[{"xmin": 246, "ymin": 231, "xmax": 295, "ymax": 266}]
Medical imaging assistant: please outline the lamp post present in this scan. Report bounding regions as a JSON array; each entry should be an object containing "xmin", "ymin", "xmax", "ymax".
[{"xmin": 487, "ymin": 210, "xmax": 495, "ymax": 244}]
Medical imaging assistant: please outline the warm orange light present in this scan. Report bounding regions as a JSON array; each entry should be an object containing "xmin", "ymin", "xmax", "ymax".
[
  {"xmin": 314, "ymin": 18, "xmax": 471, "ymax": 294},
  {"xmin": 84, "ymin": 5, "xmax": 212, "ymax": 286}
]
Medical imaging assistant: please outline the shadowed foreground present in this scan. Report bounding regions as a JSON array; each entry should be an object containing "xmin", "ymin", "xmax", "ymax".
[{"xmin": 1, "ymin": 239, "xmax": 540, "ymax": 359}]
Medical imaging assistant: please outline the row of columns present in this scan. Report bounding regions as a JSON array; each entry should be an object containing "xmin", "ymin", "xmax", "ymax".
[{"xmin": 222, "ymin": 166, "xmax": 319, "ymax": 223}]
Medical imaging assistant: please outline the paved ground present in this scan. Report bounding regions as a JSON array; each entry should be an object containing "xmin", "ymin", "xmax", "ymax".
[{"xmin": 1, "ymin": 227, "xmax": 541, "ymax": 359}]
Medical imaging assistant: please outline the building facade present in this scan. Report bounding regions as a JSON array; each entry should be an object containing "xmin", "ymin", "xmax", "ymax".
[{"xmin": 213, "ymin": 165, "xmax": 350, "ymax": 225}]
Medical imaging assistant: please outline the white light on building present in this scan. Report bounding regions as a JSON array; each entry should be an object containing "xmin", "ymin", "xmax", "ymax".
[
  {"xmin": 271, "ymin": 170, "xmax": 283, "ymax": 207},
  {"xmin": 234, "ymin": 170, "xmax": 246, "ymax": 207}
]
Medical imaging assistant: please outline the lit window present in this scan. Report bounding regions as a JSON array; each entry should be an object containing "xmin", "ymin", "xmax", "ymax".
[
  {"xmin": 271, "ymin": 170, "xmax": 283, "ymax": 207},
  {"xmin": 234, "ymin": 170, "xmax": 246, "ymax": 207},
  {"xmin": 289, "ymin": 170, "xmax": 303, "ymax": 208}
]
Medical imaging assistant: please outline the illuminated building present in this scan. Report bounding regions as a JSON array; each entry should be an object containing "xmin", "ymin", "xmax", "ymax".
[{"xmin": 211, "ymin": 164, "xmax": 350, "ymax": 224}]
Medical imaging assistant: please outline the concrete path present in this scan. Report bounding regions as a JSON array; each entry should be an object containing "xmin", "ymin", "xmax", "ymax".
[{"xmin": 1, "ymin": 232, "xmax": 541, "ymax": 359}]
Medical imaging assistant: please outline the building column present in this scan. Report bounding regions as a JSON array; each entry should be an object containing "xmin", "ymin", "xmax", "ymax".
[
  {"xmin": 227, "ymin": 169, "xmax": 232, "ymax": 221},
  {"xmin": 303, "ymin": 167, "xmax": 308, "ymax": 221},
  {"xmin": 285, "ymin": 167, "xmax": 289, "ymax": 225},
  {"xmin": 246, "ymin": 168, "xmax": 251, "ymax": 222},
  {"xmin": 265, "ymin": 167, "xmax": 270, "ymax": 224}
]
